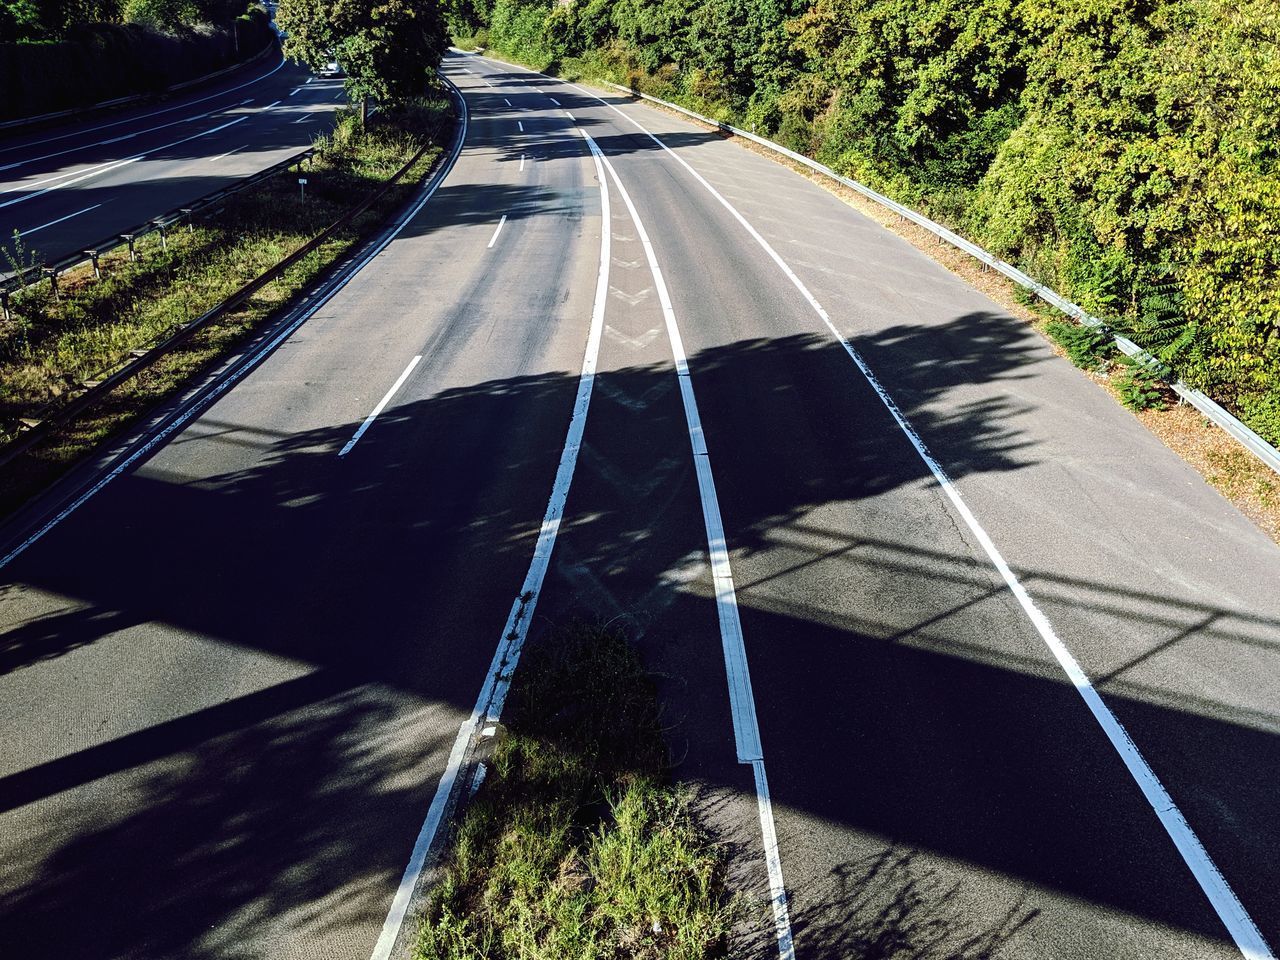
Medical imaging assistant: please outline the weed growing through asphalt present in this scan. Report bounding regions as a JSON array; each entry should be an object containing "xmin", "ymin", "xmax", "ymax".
[{"xmin": 416, "ymin": 623, "xmax": 739, "ymax": 960}]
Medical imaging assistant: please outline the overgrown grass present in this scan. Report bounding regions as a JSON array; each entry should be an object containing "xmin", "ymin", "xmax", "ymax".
[
  {"xmin": 0, "ymin": 96, "xmax": 450, "ymax": 518},
  {"xmin": 416, "ymin": 623, "xmax": 738, "ymax": 960}
]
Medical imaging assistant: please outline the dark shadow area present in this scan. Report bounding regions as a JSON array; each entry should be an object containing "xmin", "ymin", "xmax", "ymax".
[{"xmin": 0, "ymin": 326, "xmax": 1278, "ymax": 958}]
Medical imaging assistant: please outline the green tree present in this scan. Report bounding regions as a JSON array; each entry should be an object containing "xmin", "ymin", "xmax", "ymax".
[
  {"xmin": 0, "ymin": 0, "xmax": 41, "ymax": 41},
  {"xmin": 276, "ymin": 0, "xmax": 448, "ymax": 114}
]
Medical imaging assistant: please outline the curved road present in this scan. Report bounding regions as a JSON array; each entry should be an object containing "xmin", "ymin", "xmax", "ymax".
[
  {"xmin": 1, "ymin": 51, "xmax": 1279, "ymax": 960},
  {"xmin": 0, "ymin": 49, "xmax": 344, "ymax": 275}
]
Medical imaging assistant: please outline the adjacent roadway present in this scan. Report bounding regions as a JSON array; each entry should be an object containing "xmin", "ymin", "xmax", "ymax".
[{"xmin": 1, "ymin": 51, "xmax": 1278, "ymax": 960}]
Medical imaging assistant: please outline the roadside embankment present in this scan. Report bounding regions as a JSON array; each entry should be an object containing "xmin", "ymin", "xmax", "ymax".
[{"xmin": 0, "ymin": 96, "xmax": 452, "ymax": 518}]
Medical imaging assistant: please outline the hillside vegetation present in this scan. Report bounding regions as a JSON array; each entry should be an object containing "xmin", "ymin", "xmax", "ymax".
[
  {"xmin": 0, "ymin": 0, "xmax": 273, "ymax": 120},
  {"xmin": 451, "ymin": 0, "xmax": 1280, "ymax": 445}
]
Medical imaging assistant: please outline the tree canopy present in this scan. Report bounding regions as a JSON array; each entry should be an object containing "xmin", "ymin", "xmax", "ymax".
[{"xmin": 276, "ymin": 0, "xmax": 449, "ymax": 104}]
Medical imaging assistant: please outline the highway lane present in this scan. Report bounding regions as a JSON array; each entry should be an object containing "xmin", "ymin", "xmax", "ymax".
[
  {"xmin": 0, "ymin": 67, "xmax": 602, "ymax": 958},
  {"xmin": 472, "ymin": 55, "xmax": 1280, "ymax": 959},
  {"xmin": 1, "ymin": 47, "xmax": 1279, "ymax": 960},
  {"xmin": 0, "ymin": 51, "xmax": 344, "ymax": 275}
]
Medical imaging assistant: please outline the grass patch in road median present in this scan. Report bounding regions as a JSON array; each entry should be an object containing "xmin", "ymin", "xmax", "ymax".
[
  {"xmin": 416, "ymin": 623, "xmax": 738, "ymax": 960},
  {"xmin": 0, "ymin": 96, "xmax": 451, "ymax": 520}
]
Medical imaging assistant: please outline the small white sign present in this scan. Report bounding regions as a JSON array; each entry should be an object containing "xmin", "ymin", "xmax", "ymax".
[{"xmin": 298, "ymin": 178, "xmax": 309, "ymax": 185}]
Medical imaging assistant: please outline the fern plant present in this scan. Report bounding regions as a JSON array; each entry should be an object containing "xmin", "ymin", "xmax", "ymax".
[
  {"xmin": 1114, "ymin": 356, "xmax": 1166, "ymax": 411},
  {"xmin": 1045, "ymin": 318, "xmax": 1113, "ymax": 371}
]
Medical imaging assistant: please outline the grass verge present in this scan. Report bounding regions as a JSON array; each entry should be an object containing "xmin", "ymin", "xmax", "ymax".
[
  {"xmin": 0, "ymin": 95, "xmax": 452, "ymax": 520},
  {"xmin": 415, "ymin": 623, "xmax": 738, "ymax": 960}
]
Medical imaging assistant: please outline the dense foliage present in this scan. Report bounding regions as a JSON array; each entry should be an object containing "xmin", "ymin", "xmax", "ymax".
[
  {"xmin": 276, "ymin": 0, "xmax": 449, "ymax": 105},
  {"xmin": 0, "ymin": 0, "xmax": 272, "ymax": 120},
  {"xmin": 458, "ymin": 0, "xmax": 1280, "ymax": 444}
]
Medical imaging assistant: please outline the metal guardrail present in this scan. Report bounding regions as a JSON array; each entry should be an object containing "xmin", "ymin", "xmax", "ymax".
[
  {"xmin": 1, "ymin": 144, "xmax": 317, "ymax": 310},
  {"xmin": 602, "ymin": 80, "xmax": 1280, "ymax": 478},
  {"xmin": 0, "ymin": 123, "xmax": 441, "ymax": 469}
]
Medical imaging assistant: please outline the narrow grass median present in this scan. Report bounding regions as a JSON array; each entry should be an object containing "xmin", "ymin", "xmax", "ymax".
[
  {"xmin": 416, "ymin": 623, "xmax": 739, "ymax": 960},
  {"xmin": 0, "ymin": 95, "xmax": 452, "ymax": 520}
]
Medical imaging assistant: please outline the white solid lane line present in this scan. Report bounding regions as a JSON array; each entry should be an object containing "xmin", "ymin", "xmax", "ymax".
[
  {"xmin": 486, "ymin": 214, "xmax": 507, "ymax": 249},
  {"xmin": 0, "ymin": 116, "xmax": 248, "ymax": 210},
  {"xmin": 209, "ymin": 144, "xmax": 248, "ymax": 162},
  {"xmin": 530, "ymin": 60, "xmax": 1276, "ymax": 960},
  {"xmin": 0, "ymin": 74, "xmax": 470, "ymax": 574},
  {"xmin": 338, "ymin": 355, "xmax": 422, "ymax": 457},
  {"xmin": 0, "ymin": 56, "xmax": 287, "ymax": 157},
  {"xmin": 590, "ymin": 132, "xmax": 796, "ymax": 960},
  {"xmin": 368, "ymin": 121, "xmax": 610, "ymax": 960},
  {"xmin": 17, "ymin": 202, "xmax": 103, "ymax": 237}
]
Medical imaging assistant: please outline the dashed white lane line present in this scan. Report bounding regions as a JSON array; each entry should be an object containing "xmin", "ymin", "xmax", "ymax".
[
  {"xmin": 289, "ymin": 87, "xmax": 302, "ymax": 96},
  {"xmin": 517, "ymin": 120, "xmax": 524, "ymax": 132},
  {"xmin": 548, "ymin": 96, "xmax": 560, "ymax": 105},
  {"xmin": 519, "ymin": 154, "xmax": 525, "ymax": 172},
  {"xmin": 265, "ymin": 99, "xmax": 282, "ymax": 108},
  {"xmin": 337, "ymin": 355, "xmax": 422, "ymax": 457},
  {"xmin": 17, "ymin": 202, "xmax": 103, "ymax": 237},
  {"xmin": 504, "ymin": 98, "xmax": 513, "ymax": 106},
  {"xmin": 486, "ymin": 214, "xmax": 507, "ymax": 249},
  {"xmin": 529, "ymin": 58, "xmax": 1276, "ymax": 960},
  {"xmin": 367, "ymin": 121, "xmax": 611, "ymax": 960},
  {"xmin": 0, "ymin": 56, "xmax": 286, "ymax": 158},
  {"xmin": 590, "ymin": 130, "xmax": 796, "ymax": 960},
  {"xmin": 209, "ymin": 144, "xmax": 248, "ymax": 162},
  {"xmin": 0, "ymin": 116, "xmax": 248, "ymax": 210}
]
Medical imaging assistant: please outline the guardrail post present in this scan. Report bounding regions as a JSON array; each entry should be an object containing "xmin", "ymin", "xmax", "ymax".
[
  {"xmin": 84, "ymin": 250, "xmax": 100, "ymax": 279},
  {"xmin": 153, "ymin": 220, "xmax": 167, "ymax": 253},
  {"xmin": 44, "ymin": 268, "xmax": 59, "ymax": 301},
  {"xmin": 121, "ymin": 234, "xmax": 137, "ymax": 262},
  {"xmin": 180, "ymin": 208, "xmax": 195, "ymax": 233},
  {"xmin": 1, "ymin": 290, "xmax": 9, "ymax": 321}
]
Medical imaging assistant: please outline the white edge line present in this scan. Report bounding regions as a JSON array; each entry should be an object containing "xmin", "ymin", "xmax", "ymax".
[
  {"xmin": 545, "ymin": 61, "xmax": 1273, "ymax": 960},
  {"xmin": 366, "ymin": 121, "xmax": 610, "ymax": 960},
  {"xmin": 0, "ymin": 116, "xmax": 248, "ymax": 208},
  {"xmin": 0, "ymin": 78, "xmax": 470, "ymax": 574},
  {"xmin": 0, "ymin": 55, "xmax": 286, "ymax": 157},
  {"xmin": 591, "ymin": 132, "xmax": 795, "ymax": 960},
  {"xmin": 486, "ymin": 214, "xmax": 507, "ymax": 249},
  {"xmin": 17, "ymin": 202, "xmax": 103, "ymax": 238},
  {"xmin": 337, "ymin": 355, "xmax": 422, "ymax": 457}
]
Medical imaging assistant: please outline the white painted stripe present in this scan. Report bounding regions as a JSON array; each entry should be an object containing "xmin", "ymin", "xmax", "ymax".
[
  {"xmin": 548, "ymin": 97, "xmax": 560, "ymax": 106},
  {"xmin": 555, "ymin": 65, "xmax": 1274, "ymax": 960},
  {"xmin": 17, "ymin": 202, "xmax": 102, "ymax": 237},
  {"xmin": 486, "ymin": 214, "xmax": 507, "ymax": 249},
  {"xmin": 504, "ymin": 98, "xmax": 513, "ymax": 107},
  {"xmin": 519, "ymin": 153, "xmax": 525, "ymax": 172},
  {"xmin": 289, "ymin": 87, "xmax": 302, "ymax": 96},
  {"xmin": 293, "ymin": 113, "xmax": 314, "ymax": 124},
  {"xmin": 0, "ymin": 106, "xmax": 227, "ymax": 171},
  {"xmin": 240, "ymin": 98, "xmax": 254, "ymax": 105},
  {"xmin": 517, "ymin": 120, "xmax": 524, "ymax": 132},
  {"xmin": 367, "ymin": 122, "xmax": 610, "ymax": 960},
  {"xmin": 0, "ymin": 55, "xmax": 286, "ymax": 158},
  {"xmin": 589, "ymin": 132, "xmax": 795, "ymax": 960},
  {"xmin": 209, "ymin": 144, "xmax": 248, "ymax": 162},
  {"xmin": 0, "ymin": 81, "xmax": 470, "ymax": 574},
  {"xmin": 0, "ymin": 116, "xmax": 248, "ymax": 210},
  {"xmin": 265, "ymin": 99, "xmax": 282, "ymax": 108},
  {"xmin": 337, "ymin": 355, "xmax": 422, "ymax": 457}
]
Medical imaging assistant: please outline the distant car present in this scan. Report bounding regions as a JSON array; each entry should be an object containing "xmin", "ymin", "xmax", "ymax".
[{"xmin": 320, "ymin": 61, "xmax": 342, "ymax": 77}]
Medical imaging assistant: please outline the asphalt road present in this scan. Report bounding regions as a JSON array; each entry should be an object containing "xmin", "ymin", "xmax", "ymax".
[
  {"xmin": 2, "ymin": 51, "xmax": 1279, "ymax": 960},
  {"xmin": 0, "ymin": 48, "xmax": 344, "ymax": 275}
]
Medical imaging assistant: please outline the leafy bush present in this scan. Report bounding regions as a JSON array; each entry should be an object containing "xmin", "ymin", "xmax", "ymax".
[
  {"xmin": 1045, "ymin": 319, "xmax": 1113, "ymax": 371},
  {"xmin": 456, "ymin": 0, "xmax": 1280, "ymax": 447},
  {"xmin": 1114, "ymin": 358, "xmax": 1167, "ymax": 412}
]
